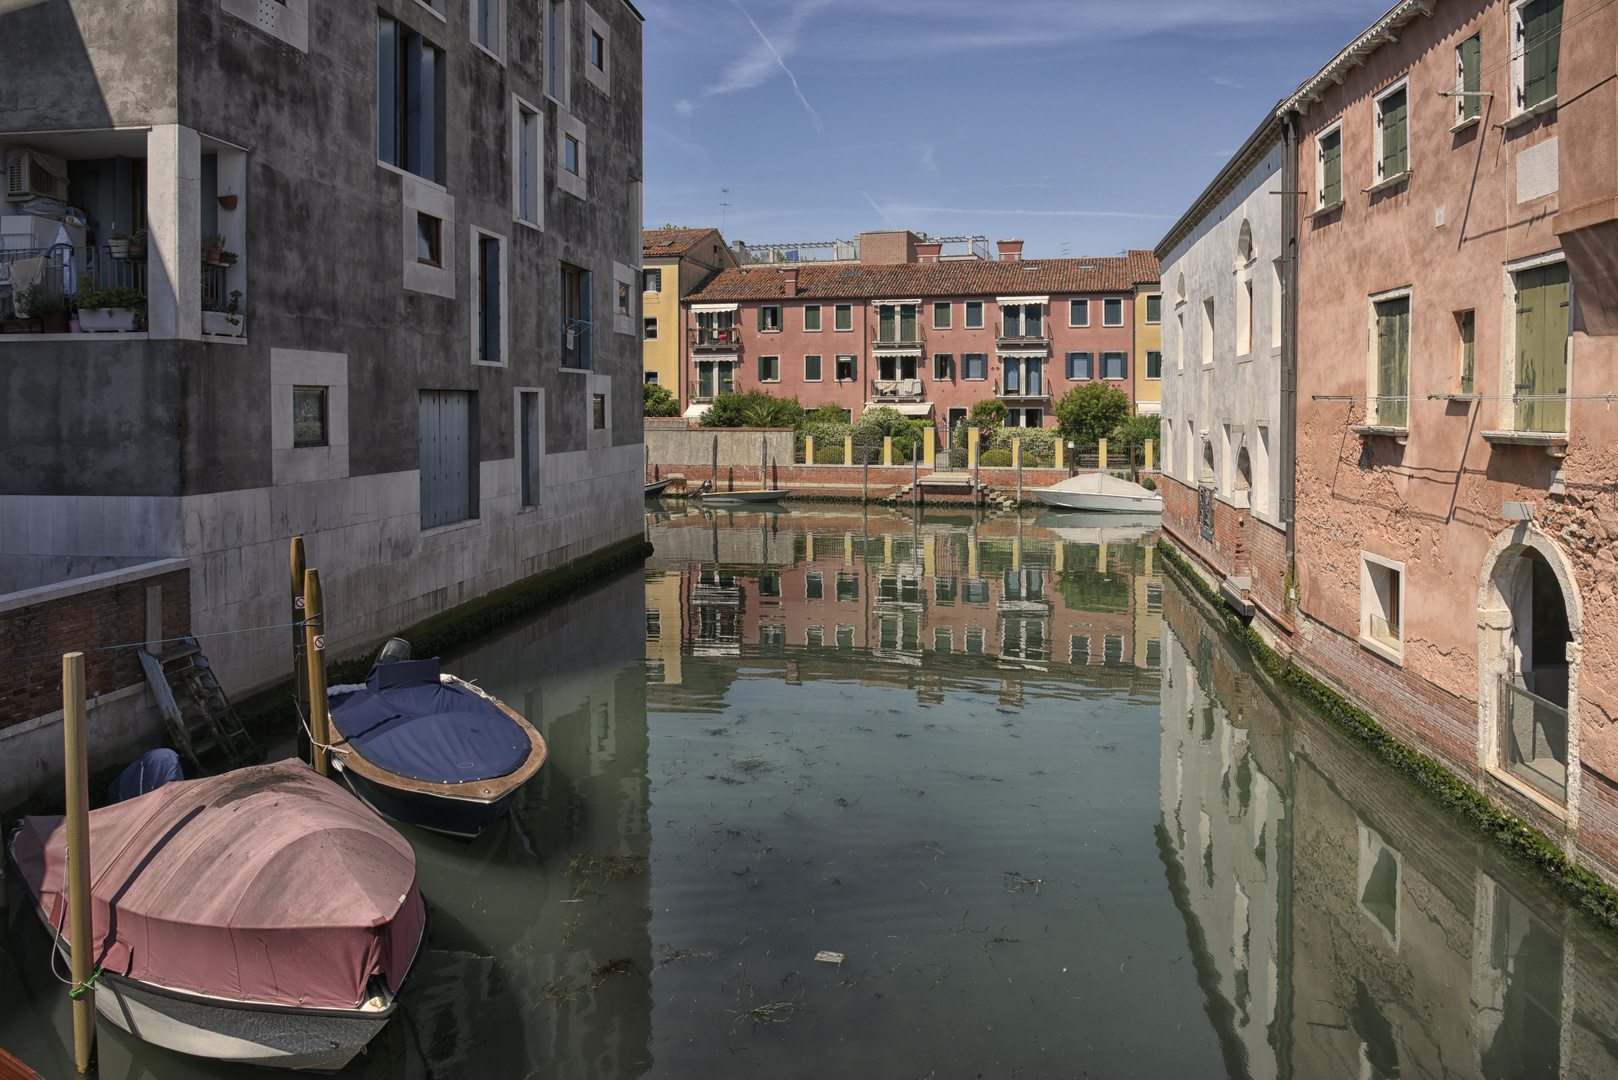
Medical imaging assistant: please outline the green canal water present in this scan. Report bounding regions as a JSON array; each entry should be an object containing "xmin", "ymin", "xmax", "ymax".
[{"xmin": 6, "ymin": 505, "xmax": 1618, "ymax": 1078}]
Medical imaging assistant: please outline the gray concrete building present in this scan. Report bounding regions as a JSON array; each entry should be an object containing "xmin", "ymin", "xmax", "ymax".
[{"xmin": 0, "ymin": 0, "xmax": 646, "ymax": 705}]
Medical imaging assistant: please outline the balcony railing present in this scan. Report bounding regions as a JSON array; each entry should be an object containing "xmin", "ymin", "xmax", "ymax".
[
  {"xmin": 1499, "ymin": 675, "xmax": 1568, "ymax": 803},
  {"xmin": 870, "ymin": 377, "xmax": 925, "ymax": 402},
  {"xmin": 689, "ymin": 326, "xmax": 742, "ymax": 350},
  {"xmin": 993, "ymin": 378, "xmax": 1048, "ymax": 400},
  {"xmin": 995, "ymin": 320, "xmax": 1049, "ymax": 345},
  {"xmin": 871, "ymin": 325, "xmax": 925, "ymax": 350}
]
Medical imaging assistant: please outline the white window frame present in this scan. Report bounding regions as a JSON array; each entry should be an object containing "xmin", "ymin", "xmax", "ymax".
[
  {"xmin": 1144, "ymin": 293, "xmax": 1161, "ymax": 325},
  {"xmin": 758, "ymin": 355, "xmax": 781, "ymax": 382},
  {"xmin": 1372, "ymin": 77, "xmax": 1411, "ymax": 186},
  {"xmin": 1237, "ymin": 276, "xmax": 1253, "ymax": 357},
  {"xmin": 804, "ymin": 304, "xmax": 822, "ymax": 332},
  {"xmin": 545, "ymin": 0, "xmax": 571, "ymax": 107},
  {"xmin": 469, "ymin": 225, "xmax": 508, "ymax": 367},
  {"xmin": 1359, "ymin": 551, "xmax": 1406, "ymax": 664},
  {"xmin": 1201, "ymin": 298, "xmax": 1214, "ymax": 366},
  {"xmin": 1315, "ymin": 120, "xmax": 1344, "ymax": 210},
  {"xmin": 469, "ymin": 0, "xmax": 504, "ymax": 60},
  {"xmin": 804, "ymin": 353, "xmax": 822, "ymax": 382},
  {"xmin": 1069, "ymin": 298, "xmax": 1089, "ymax": 327},
  {"xmin": 644, "ymin": 316, "xmax": 658, "ymax": 340},
  {"xmin": 1367, "ymin": 284, "xmax": 1413, "ymax": 427},
  {"xmin": 964, "ymin": 301, "xmax": 984, "ymax": 329},
  {"xmin": 1102, "ymin": 297, "xmax": 1124, "ymax": 327},
  {"xmin": 582, "ymin": 5, "xmax": 611, "ymax": 95},
  {"xmin": 933, "ymin": 301, "xmax": 952, "ymax": 330},
  {"xmin": 555, "ymin": 107, "xmax": 587, "ymax": 200},
  {"xmin": 511, "ymin": 94, "xmax": 542, "ymax": 230}
]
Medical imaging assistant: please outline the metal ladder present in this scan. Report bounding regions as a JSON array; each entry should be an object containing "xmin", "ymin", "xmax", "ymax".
[{"xmin": 138, "ymin": 637, "xmax": 258, "ymax": 772}]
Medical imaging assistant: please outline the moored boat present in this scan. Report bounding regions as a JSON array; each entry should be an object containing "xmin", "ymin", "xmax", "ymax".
[
  {"xmin": 327, "ymin": 646, "xmax": 547, "ymax": 839},
  {"xmin": 5, "ymin": 759, "xmax": 427, "ymax": 1072},
  {"xmin": 644, "ymin": 478, "xmax": 672, "ymax": 498},
  {"xmin": 1031, "ymin": 473, "xmax": 1162, "ymax": 513},
  {"xmin": 700, "ymin": 488, "xmax": 791, "ymax": 504}
]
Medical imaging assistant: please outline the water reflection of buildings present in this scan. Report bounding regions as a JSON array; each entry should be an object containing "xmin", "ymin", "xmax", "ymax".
[
  {"xmin": 644, "ymin": 507, "xmax": 1164, "ymax": 701},
  {"xmin": 1158, "ymin": 573, "xmax": 1618, "ymax": 1079}
]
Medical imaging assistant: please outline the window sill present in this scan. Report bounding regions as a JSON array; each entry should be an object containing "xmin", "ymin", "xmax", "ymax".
[
  {"xmin": 1357, "ymin": 633, "xmax": 1404, "ymax": 666},
  {"xmin": 0, "ymin": 332, "xmax": 149, "ymax": 343},
  {"xmin": 1482, "ymin": 429, "xmax": 1568, "ymax": 456},
  {"xmin": 1350, "ymin": 424, "xmax": 1409, "ymax": 444},
  {"xmin": 514, "ymin": 215, "xmax": 542, "ymax": 233},
  {"xmin": 410, "ymin": 0, "xmax": 447, "ymax": 21},
  {"xmin": 1501, "ymin": 96, "xmax": 1556, "ymax": 130},
  {"xmin": 1363, "ymin": 171, "xmax": 1411, "ymax": 196},
  {"xmin": 1431, "ymin": 392, "xmax": 1480, "ymax": 401},
  {"xmin": 1448, "ymin": 115, "xmax": 1482, "ymax": 135},
  {"xmin": 1307, "ymin": 199, "xmax": 1345, "ymax": 220},
  {"xmin": 376, "ymin": 158, "xmax": 446, "ymax": 191},
  {"xmin": 421, "ymin": 517, "xmax": 481, "ymax": 538},
  {"xmin": 559, "ymin": 364, "xmax": 594, "ymax": 374},
  {"xmin": 1484, "ymin": 764, "xmax": 1569, "ymax": 818},
  {"xmin": 472, "ymin": 40, "xmax": 503, "ymax": 65}
]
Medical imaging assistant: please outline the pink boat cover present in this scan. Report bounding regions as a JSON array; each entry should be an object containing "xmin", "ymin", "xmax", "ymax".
[{"xmin": 11, "ymin": 759, "xmax": 426, "ymax": 1010}]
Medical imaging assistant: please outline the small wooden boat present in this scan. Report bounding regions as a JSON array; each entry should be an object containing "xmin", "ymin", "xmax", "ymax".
[
  {"xmin": 5, "ymin": 760, "xmax": 427, "ymax": 1072},
  {"xmin": 700, "ymin": 488, "xmax": 792, "ymax": 504},
  {"xmin": 327, "ymin": 643, "xmax": 546, "ymax": 839},
  {"xmin": 1032, "ymin": 473, "xmax": 1162, "ymax": 513},
  {"xmin": 0, "ymin": 1047, "xmax": 43, "ymax": 1080},
  {"xmin": 644, "ymin": 478, "xmax": 672, "ymax": 498}
]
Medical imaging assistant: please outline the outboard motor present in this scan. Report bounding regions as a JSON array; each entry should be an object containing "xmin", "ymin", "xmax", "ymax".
[
  {"xmin": 376, "ymin": 637, "xmax": 412, "ymax": 665},
  {"xmin": 106, "ymin": 748, "xmax": 184, "ymax": 803}
]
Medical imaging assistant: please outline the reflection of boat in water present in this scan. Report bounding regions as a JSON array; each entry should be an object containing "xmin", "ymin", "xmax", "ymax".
[
  {"xmin": 701, "ymin": 488, "xmax": 791, "ymax": 504},
  {"xmin": 644, "ymin": 479, "xmax": 672, "ymax": 498},
  {"xmin": 328, "ymin": 641, "xmax": 547, "ymax": 840},
  {"xmin": 1035, "ymin": 509, "xmax": 1162, "ymax": 546},
  {"xmin": 5, "ymin": 760, "xmax": 427, "ymax": 1072},
  {"xmin": 1032, "ymin": 473, "xmax": 1162, "ymax": 513}
]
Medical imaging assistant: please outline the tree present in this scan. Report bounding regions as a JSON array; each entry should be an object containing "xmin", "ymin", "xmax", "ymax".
[
  {"xmin": 1054, "ymin": 382, "xmax": 1132, "ymax": 447},
  {"xmin": 967, "ymin": 399, "xmax": 1008, "ymax": 429},
  {"xmin": 1111, "ymin": 412, "xmax": 1161, "ymax": 450},
  {"xmin": 643, "ymin": 381, "xmax": 680, "ymax": 417},
  {"xmin": 698, "ymin": 390, "xmax": 805, "ymax": 429}
]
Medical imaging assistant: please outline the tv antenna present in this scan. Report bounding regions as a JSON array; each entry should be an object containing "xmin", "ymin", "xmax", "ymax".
[
  {"xmin": 1061, "ymin": 242, "xmax": 1071, "ymax": 258},
  {"xmin": 721, "ymin": 188, "xmax": 731, "ymax": 235}
]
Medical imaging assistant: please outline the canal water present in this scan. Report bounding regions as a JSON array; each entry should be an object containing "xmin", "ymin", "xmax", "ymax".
[{"xmin": 5, "ymin": 504, "xmax": 1618, "ymax": 1078}]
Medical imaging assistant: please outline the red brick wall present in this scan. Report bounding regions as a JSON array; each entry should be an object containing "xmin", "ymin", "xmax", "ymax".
[
  {"xmin": 647, "ymin": 461, "xmax": 1104, "ymax": 497},
  {"xmin": 1162, "ymin": 474, "xmax": 1290, "ymax": 628},
  {"xmin": 1578, "ymin": 766, "xmax": 1618, "ymax": 885},
  {"xmin": 0, "ymin": 568, "xmax": 190, "ymax": 729}
]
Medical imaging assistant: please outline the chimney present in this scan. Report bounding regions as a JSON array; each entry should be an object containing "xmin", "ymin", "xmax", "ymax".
[
  {"xmin": 997, "ymin": 239, "xmax": 1025, "ymax": 261},
  {"xmin": 915, "ymin": 241, "xmax": 942, "ymax": 264},
  {"xmin": 782, "ymin": 267, "xmax": 798, "ymax": 296}
]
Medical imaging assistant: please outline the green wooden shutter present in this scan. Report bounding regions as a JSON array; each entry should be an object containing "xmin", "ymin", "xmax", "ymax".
[
  {"xmin": 1381, "ymin": 88, "xmax": 1408, "ymax": 178},
  {"xmin": 1461, "ymin": 36, "xmax": 1482, "ymax": 120},
  {"xmin": 1322, "ymin": 130, "xmax": 1342, "ymax": 204},
  {"xmin": 1376, "ymin": 297, "xmax": 1410, "ymax": 426},
  {"xmin": 900, "ymin": 304, "xmax": 916, "ymax": 342},
  {"xmin": 1516, "ymin": 263, "xmax": 1571, "ymax": 432},
  {"xmin": 1523, "ymin": 0, "xmax": 1563, "ymax": 109},
  {"xmin": 879, "ymin": 305, "xmax": 895, "ymax": 342}
]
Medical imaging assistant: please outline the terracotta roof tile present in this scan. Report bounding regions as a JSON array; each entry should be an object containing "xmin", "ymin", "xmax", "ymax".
[
  {"xmin": 642, "ymin": 228, "xmax": 721, "ymax": 258},
  {"xmin": 684, "ymin": 254, "xmax": 1160, "ymax": 303}
]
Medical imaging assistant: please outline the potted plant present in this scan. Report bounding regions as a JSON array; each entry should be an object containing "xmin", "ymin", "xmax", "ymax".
[
  {"xmin": 127, "ymin": 227, "xmax": 147, "ymax": 260},
  {"xmin": 15, "ymin": 283, "xmax": 70, "ymax": 333},
  {"xmin": 201, "ymin": 232, "xmax": 227, "ymax": 266},
  {"xmin": 201, "ymin": 288, "xmax": 244, "ymax": 337},
  {"xmin": 75, "ymin": 274, "xmax": 145, "ymax": 332},
  {"xmin": 108, "ymin": 231, "xmax": 131, "ymax": 259}
]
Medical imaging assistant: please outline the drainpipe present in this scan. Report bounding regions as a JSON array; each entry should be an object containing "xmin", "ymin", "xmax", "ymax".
[{"xmin": 1280, "ymin": 111, "xmax": 1300, "ymax": 571}]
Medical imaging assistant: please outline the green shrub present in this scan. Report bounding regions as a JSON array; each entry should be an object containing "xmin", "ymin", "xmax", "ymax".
[
  {"xmin": 814, "ymin": 445, "xmax": 847, "ymax": 464},
  {"xmin": 75, "ymin": 274, "xmax": 146, "ymax": 312},
  {"xmin": 967, "ymin": 399, "xmax": 1008, "ymax": 429},
  {"xmin": 699, "ymin": 391, "xmax": 805, "ymax": 428},
  {"xmin": 986, "ymin": 426, "xmax": 1057, "ymax": 461},
  {"xmin": 643, "ymin": 381, "xmax": 680, "ymax": 417},
  {"xmin": 1141, "ymin": 476, "xmax": 1157, "ymax": 491},
  {"xmin": 980, "ymin": 449, "xmax": 1013, "ymax": 467},
  {"xmin": 1111, "ymin": 413, "xmax": 1161, "ymax": 450}
]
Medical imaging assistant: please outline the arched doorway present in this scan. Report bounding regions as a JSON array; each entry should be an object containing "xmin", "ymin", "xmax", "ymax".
[{"xmin": 1478, "ymin": 529, "xmax": 1582, "ymax": 816}]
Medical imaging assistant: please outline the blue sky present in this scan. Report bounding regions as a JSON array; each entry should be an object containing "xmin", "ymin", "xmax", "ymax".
[{"xmin": 639, "ymin": 0, "xmax": 1394, "ymax": 259}]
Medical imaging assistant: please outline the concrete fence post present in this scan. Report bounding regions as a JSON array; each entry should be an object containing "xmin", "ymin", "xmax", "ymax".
[
  {"xmin": 1099, "ymin": 438, "xmax": 1109, "ymax": 472},
  {"xmin": 923, "ymin": 427, "xmax": 935, "ymax": 468},
  {"xmin": 805, "ymin": 435, "xmax": 815, "ymax": 464},
  {"xmin": 1012, "ymin": 436, "xmax": 1022, "ymax": 469},
  {"xmin": 883, "ymin": 436, "xmax": 893, "ymax": 466},
  {"xmin": 1054, "ymin": 438, "xmax": 1064, "ymax": 472},
  {"xmin": 844, "ymin": 436, "xmax": 853, "ymax": 466},
  {"xmin": 968, "ymin": 428, "xmax": 980, "ymax": 469},
  {"xmin": 1145, "ymin": 438, "xmax": 1154, "ymax": 472}
]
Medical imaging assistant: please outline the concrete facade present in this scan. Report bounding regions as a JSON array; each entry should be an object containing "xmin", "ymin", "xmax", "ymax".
[{"xmin": 0, "ymin": 0, "xmax": 646, "ymax": 723}]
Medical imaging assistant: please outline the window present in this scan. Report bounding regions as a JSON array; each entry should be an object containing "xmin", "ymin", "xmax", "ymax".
[
  {"xmin": 1456, "ymin": 35, "xmax": 1482, "ymax": 123},
  {"xmin": 378, "ymin": 16, "xmax": 445, "ymax": 183},
  {"xmin": 1254, "ymin": 425, "xmax": 1270, "ymax": 514},
  {"xmin": 876, "ymin": 303, "xmax": 919, "ymax": 343},
  {"xmin": 564, "ymin": 134, "xmax": 580, "ymax": 174},
  {"xmin": 695, "ymin": 360, "xmax": 734, "ymax": 398},
  {"xmin": 416, "ymin": 213, "xmax": 442, "ymax": 265},
  {"xmin": 933, "ymin": 301, "xmax": 951, "ymax": 329},
  {"xmin": 1069, "ymin": 298, "xmax": 1088, "ymax": 327},
  {"xmin": 965, "ymin": 301, "xmax": 984, "ymax": 329},
  {"xmin": 1102, "ymin": 297, "xmax": 1123, "ymax": 326},
  {"xmin": 642, "ymin": 268, "xmax": 662, "ymax": 293},
  {"xmin": 560, "ymin": 262, "xmax": 592, "ymax": 369},
  {"xmin": 581, "ymin": 5, "xmax": 611, "ymax": 93},
  {"xmin": 1066, "ymin": 352, "xmax": 1092, "ymax": 380},
  {"xmin": 1201, "ymin": 299, "xmax": 1215, "ymax": 365},
  {"xmin": 804, "ymin": 354, "xmax": 822, "ymax": 381},
  {"xmin": 1513, "ymin": 261, "xmax": 1571, "ymax": 432},
  {"xmin": 1177, "ymin": 312, "xmax": 1185, "ymax": 370},
  {"xmin": 1102, "ymin": 352, "xmax": 1127, "ymax": 380},
  {"xmin": 1146, "ymin": 351, "xmax": 1162, "ymax": 379},
  {"xmin": 1145, "ymin": 294, "xmax": 1161, "ymax": 324},
  {"xmin": 1238, "ymin": 279, "xmax": 1253, "ymax": 356},
  {"xmin": 592, "ymin": 393, "xmax": 606, "ymax": 429},
  {"xmin": 805, "ymin": 571, "xmax": 823, "ymax": 600},
  {"xmin": 758, "ymin": 305, "xmax": 782, "ymax": 332},
  {"xmin": 836, "ymin": 573, "xmax": 859, "ymax": 602},
  {"xmin": 834, "ymin": 304, "xmax": 853, "ymax": 331},
  {"xmin": 590, "ymin": 30, "xmax": 603, "ymax": 68},
  {"xmin": 759, "ymin": 355, "xmax": 780, "ymax": 382},
  {"xmin": 477, "ymin": 233, "xmax": 502, "ymax": 364},
  {"xmin": 1002, "ymin": 357, "xmax": 1021, "ymax": 394},
  {"xmin": 1317, "ymin": 125, "xmax": 1343, "ymax": 207},
  {"xmin": 520, "ymin": 390, "xmax": 541, "ymax": 507},
  {"xmin": 1271, "ymin": 259, "xmax": 1283, "ymax": 349},
  {"xmin": 547, "ymin": 0, "xmax": 570, "ymax": 104},
  {"xmin": 835, "ymin": 355, "xmax": 857, "ymax": 382},
  {"xmin": 804, "ymin": 304, "xmax": 821, "ymax": 331},
  {"xmin": 474, "ymin": 0, "xmax": 501, "ymax": 55},
  {"xmin": 1457, "ymin": 310, "xmax": 1475, "ymax": 393},
  {"xmin": 617, "ymin": 282, "xmax": 630, "ymax": 316},
  {"xmin": 420, "ymin": 389, "xmax": 476, "ymax": 529},
  {"xmin": 1374, "ymin": 82, "xmax": 1409, "ymax": 182},
  {"xmin": 1360, "ymin": 553, "xmax": 1404, "ymax": 661},
  {"xmin": 292, "ymin": 386, "xmax": 327, "ymax": 447},
  {"xmin": 933, "ymin": 353, "xmax": 953, "ymax": 380},
  {"xmin": 644, "ymin": 317, "xmax": 658, "ymax": 340},
  {"xmin": 644, "ymin": 371, "xmax": 658, "ymax": 384},
  {"xmin": 513, "ymin": 99, "xmax": 540, "ymax": 225},
  {"xmin": 1373, "ymin": 294, "xmax": 1411, "ymax": 427},
  {"xmin": 1000, "ymin": 303, "xmax": 1042, "ymax": 338},
  {"xmin": 963, "ymin": 353, "xmax": 988, "ymax": 380},
  {"xmin": 1515, "ymin": 0, "xmax": 1563, "ymax": 112}
]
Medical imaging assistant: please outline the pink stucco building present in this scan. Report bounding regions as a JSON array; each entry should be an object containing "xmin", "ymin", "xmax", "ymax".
[{"xmin": 674, "ymin": 232, "xmax": 1160, "ymax": 443}]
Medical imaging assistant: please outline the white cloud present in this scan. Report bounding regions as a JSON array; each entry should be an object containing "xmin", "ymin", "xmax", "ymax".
[
  {"xmin": 671, "ymin": 0, "xmax": 831, "ymax": 133},
  {"xmin": 673, "ymin": 99, "xmax": 695, "ymax": 118}
]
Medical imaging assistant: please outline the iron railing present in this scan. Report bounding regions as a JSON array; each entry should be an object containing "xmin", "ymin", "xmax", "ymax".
[
  {"xmin": 995, "ymin": 320, "xmax": 1049, "ymax": 345},
  {"xmin": 689, "ymin": 326, "xmax": 742, "ymax": 349},
  {"xmin": 1499, "ymin": 676, "xmax": 1569, "ymax": 803}
]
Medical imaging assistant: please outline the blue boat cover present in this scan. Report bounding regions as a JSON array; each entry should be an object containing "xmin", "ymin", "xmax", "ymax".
[
  {"xmin": 328, "ymin": 658, "xmax": 531, "ymax": 784},
  {"xmin": 106, "ymin": 748, "xmax": 184, "ymax": 804}
]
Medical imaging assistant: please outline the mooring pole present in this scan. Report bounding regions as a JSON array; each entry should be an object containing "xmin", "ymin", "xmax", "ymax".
[
  {"xmin": 912, "ymin": 443, "xmax": 919, "ymax": 511},
  {"xmin": 290, "ymin": 536, "xmax": 308, "ymax": 718},
  {"xmin": 761, "ymin": 432, "xmax": 767, "ymax": 490},
  {"xmin": 63, "ymin": 651, "xmax": 95, "ymax": 1074},
  {"xmin": 862, "ymin": 449, "xmax": 869, "ymax": 503},
  {"xmin": 712, "ymin": 435, "xmax": 719, "ymax": 494},
  {"xmin": 303, "ymin": 569, "xmax": 331, "ymax": 777}
]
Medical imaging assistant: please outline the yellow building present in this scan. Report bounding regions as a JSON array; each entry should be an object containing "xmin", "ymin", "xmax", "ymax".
[
  {"xmin": 1134, "ymin": 277, "xmax": 1163, "ymax": 416},
  {"xmin": 641, "ymin": 228, "xmax": 736, "ymax": 404}
]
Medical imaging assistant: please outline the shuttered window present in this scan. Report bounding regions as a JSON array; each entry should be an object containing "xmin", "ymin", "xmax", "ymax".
[
  {"xmin": 1377, "ymin": 87, "xmax": 1408, "ymax": 179},
  {"xmin": 1319, "ymin": 128, "xmax": 1342, "ymax": 206},
  {"xmin": 1374, "ymin": 297, "xmax": 1410, "ymax": 427},
  {"xmin": 520, "ymin": 391, "xmax": 541, "ymax": 507},
  {"xmin": 1521, "ymin": 0, "xmax": 1563, "ymax": 110},
  {"xmin": 1515, "ymin": 262, "xmax": 1571, "ymax": 432},
  {"xmin": 1457, "ymin": 36, "xmax": 1482, "ymax": 122},
  {"xmin": 420, "ymin": 390, "xmax": 476, "ymax": 528}
]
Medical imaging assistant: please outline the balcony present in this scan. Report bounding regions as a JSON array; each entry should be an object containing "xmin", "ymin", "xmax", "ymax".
[
  {"xmin": 995, "ymin": 320, "xmax": 1049, "ymax": 347},
  {"xmin": 994, "ymin": 377, "xmax": 1048, "ymax": 401},
  {"xmin": 870, "ymin": 324, "xmax": 925, "ymax": 352},
  {"xmin": 689, "ymin": 326, "xmax": 742, "ymax": 352},
  {"xmin": 870, "ymin": 377, "xmax": 925, "ymax": 403}
]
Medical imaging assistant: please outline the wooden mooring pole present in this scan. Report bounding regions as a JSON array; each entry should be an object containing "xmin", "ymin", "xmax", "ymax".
[
  {"xmin": 290, "ymin": 537, "xmax": 308, "ymax": 718},
  {"xmin": 303, "ymin": 569, "xmax": 331, "ymax": 777},
  {"xmin": 63, "ymin": 651, "xmax": 96, "ymax": 1074}
]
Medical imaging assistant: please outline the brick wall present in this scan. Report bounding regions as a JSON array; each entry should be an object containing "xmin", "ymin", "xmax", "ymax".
[
  {"xmin": 647, "ymin": 461, "xmax": 1116, "ymax": 498},
  {"xmin": 0, "ymin": 565, "xmax": 190, "ymax": 729},
  {"xmin": 1162, "ymin": 474, "xmax": 1290, "ymax": 629},
  {"xmin": 1579, "ymin": 767, "xmax": 1618, "ymax": 884}
]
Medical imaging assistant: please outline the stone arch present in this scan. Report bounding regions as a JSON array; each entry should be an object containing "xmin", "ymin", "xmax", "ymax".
[
  {"xmin": 1476, "ymin": 525, "xmax": 1583, "ymax": 827},
  {"xmin": 1235, "ymin": 219, "xmax": 1254, "ymax": 266}
]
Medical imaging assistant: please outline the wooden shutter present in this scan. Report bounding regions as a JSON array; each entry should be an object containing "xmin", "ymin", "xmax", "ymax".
[
  {"xmin": 1523, "ymin": 0, "xmax": 1563, "ymax": 109},
  {"xmin": 878, "ymin": 305, "xmax": 895, "ymax": 342},
  {"xmin": 1460, "ymin": 36, "xmax": 1482, "ymax": 120},
  {"xmin": 1516, "ymin": 262, "xmax": 1571, "ymax": 432},
  {"xmin": 900, "ymin": 304, "xmax": 916, "ymax": 342},
  {"xmin": 1375, "ymin": 298, "xmax": 1410, "ymax": 427},
  {"xmin": 1322, "ymin": 131, "xmax": 1342, "ymax": 204},
  {"xmin": 420, "ymin": 390, "xmax": 474, "ymax": 528},
  {"xmin": 1380, "ymin": 89, "xmax": 1407, "ymax": 178}
]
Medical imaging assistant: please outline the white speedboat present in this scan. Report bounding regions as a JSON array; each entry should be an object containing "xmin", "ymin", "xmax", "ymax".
[
  {"xmin": 1032, "ymin": 473, "xmax": 1162, "ymax": 513},
  {"xmin": 1035, "ymin": 510, "xmax": 1162, "ymax": 546},
  {"xmin": 701, "ymin": 488, "xmax": 791, "ymax": 504}
]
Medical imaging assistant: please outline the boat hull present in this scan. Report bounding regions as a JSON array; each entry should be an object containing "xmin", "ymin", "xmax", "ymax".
[
  {"xmin": 1032, "ymin": 489, "xmax": 1162, "ymax": 513},
  {"xmin": 702, "ymin": 489, "xmax": 790, "ymax": 504},
  {"xmin": 643, "ymin": 480, "xmax": 672, "ymax": 498},
  {"xmin": 334, "ymin": 761, "xmax": 515, "ymax": 840}
]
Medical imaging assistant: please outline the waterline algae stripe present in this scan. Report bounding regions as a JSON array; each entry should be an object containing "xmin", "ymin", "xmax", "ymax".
[{"xmin": 1156, "ymin": 538, "xmax": 1618, "ymax": 935}]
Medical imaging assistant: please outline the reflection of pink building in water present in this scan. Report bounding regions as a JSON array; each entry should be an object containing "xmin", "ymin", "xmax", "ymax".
[{"xmin": 675, "ymin": 232, "xmax": 1159, "ymax": 438}]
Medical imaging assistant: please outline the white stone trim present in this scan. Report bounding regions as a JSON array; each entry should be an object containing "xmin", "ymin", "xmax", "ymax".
[
  {"xmin": 271, "ymin": 349, "xmax": 350, "ymax": 485},
  {"xmin": 402, "ymin": 174, "xmax": 456, "ymax": 297},
  {"xmin": 555, "ymin": 107, "xmax": 587, "ymax": 201},
  {"xmin": 1358, "ymin": 550, "xmax": 1406, "ymax": 664},
  {"xmin": 582, "ymin": 4, "xmax": 611, "ymax": 95},
  {"xmin": 511, "ymin": 94, "xmax": 543, "ymax": 231},
  {"xmin": 221, "ymin": 0, "xmax": 308, "ymax": 51},
  {"xmin": 469, "ymin": 226, "xmax": 510, "ymax": 366}
]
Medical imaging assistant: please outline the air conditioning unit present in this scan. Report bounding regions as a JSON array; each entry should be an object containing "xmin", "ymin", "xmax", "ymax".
[{"xmin": 5, "ymin": 149, "xmax": 69, "ymax": 202}]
